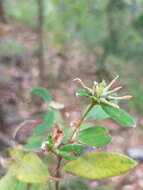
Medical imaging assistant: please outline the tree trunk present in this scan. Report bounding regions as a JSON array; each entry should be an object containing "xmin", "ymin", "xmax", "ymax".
[
  {"xmin": 0, "ymin": 0, "xmax": 6, "ymax": 23},
  {"xmin": 37, "ymin": 0, "xmax": 45, "ymax": 85}
]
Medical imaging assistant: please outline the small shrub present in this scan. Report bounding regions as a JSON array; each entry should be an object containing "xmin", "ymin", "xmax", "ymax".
[{"xmin": 0, "ymin": 77, "xmax": 137, "ymax": 190}]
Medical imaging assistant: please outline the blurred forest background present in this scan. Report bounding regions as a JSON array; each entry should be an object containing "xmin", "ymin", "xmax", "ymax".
[{"xmin": 0, "ymin": 0, "xmax": 143, "ymax": 190}]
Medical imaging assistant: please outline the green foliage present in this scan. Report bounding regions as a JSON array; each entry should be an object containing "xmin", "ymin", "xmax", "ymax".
[
  {"xmin": 30, "ymin": 184, "xmax": 48, "ymax": 190},
  {"xmin": 33, "ymin": 110, "xmax": 55, "ymax": 135},
  {"xmin": 87, "ymin": 105, "xmax": 109, "ymax": 120},
  {"xmin": 102, "ymin": 105, "xmax": 136, "ymax": 127},
  {"xmin": 23, "ymin": 136, "xmax": 48, "ymax": 152},
  {"xmin": 5, "ymin": 0, "xmax": 38, "ymax": 27},
  {"xmin": 77, "ymin": 126, "xmax": 112, "ymax": 147},
  {"xmin": 0, "ymin": 172, "xmax": 19, "ymax": 190},
  {"xmin": 9, "ymin": 149, "xmax": 49, "ymax": 183},
  {"xmin": 4, "ymin": 1, "xmax": 143, "ymax": 115},
  {"xmin": 30, "ymin": 88, "xmax": 51, "ymax": 104},
  {"xmin": 0, "ymin": 41, "xmax": 26, "ymax": 57},
  {"xmin": 59, "ymin": 151, "xmax": 76, "ymax": 161},
  {"xmin": 60, "ymin": 144, "xmax": 84, "ymax": 154},
  {"xmin": 0, "ymin": 78, "xmax": 137, "ymax": 189},
  {"xmin": 59, "ymin": 144, "xmax": 84, "ymax": 160},
  {"xmin": 95, "ymin": 185, "xmax": 116, "ymax": 190},
  {"xmin": 64, "ymin": 152, "xmax": 137, "ymax": 179},
  {"xmin": 16, "ymin": 181, "xmax": 27, "ymax": 190},
  {"xmin": 61, "ymin": 178, "xmax": 89, "ymax": 190},
  {"xmin": 80, "ymin": 122, "xmax": 93, "ymax": 130},
  {"xmin": 76, "ymin": 89, "xmax": 89, "ymax": 97}
]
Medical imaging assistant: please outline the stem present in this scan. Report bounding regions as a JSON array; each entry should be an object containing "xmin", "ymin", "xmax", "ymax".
[
  {"xmin": 54, "ymin": 102, "xmax": 95, "ymax": 190},
  {"xmin": 55, "ymin": 156, "xmax": 62, "ymax": 190},
  {"xmin": 27, "ymin": 184, "xmax": 31, "ymax": 190},
  {"xmin": 70, "ymin": 102, "xmax": 95, "ymax": 141}
]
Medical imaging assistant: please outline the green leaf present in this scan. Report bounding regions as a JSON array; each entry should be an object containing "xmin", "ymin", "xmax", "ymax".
[
  {"xmin": 54, "ymin": 110, "xmax": 63, "ymax": 125},
  {"xmin": 80, "ymin": 122, "xmax": 93, "ymax": 130},
  {"xmin": 49, "ymin": 101, "xmax": 64, "ymax": 109},
  {"xmin": 64, "ymin": 152, "xmax": 137, "ymax": 179},
  {"xmin": 30, "ymin": 88, "xmax": 51, "ymax": 104},
  {"xmin": 0, "ymin": 172, "xmax": 19, "ymax": 190},
  {"xmin": 17, "ymin": 182, "xmax": 27, "ymax": 190},
  {"xmin": 59, "ymin": 151, "xmax": 76, "ymax": 160},
  {"xmin": 23, "ymin": 136, "xmax": 48, "ymax": 152},
  {"xmin": 110, "ymin": 93, "xmax": 118, "ymax": 104},
  {"xmin": 76, "ymin": 89, "xmax": 89, "ymax": 97},
  {"xmin": 77, "ymin": 126, "xmax": 112, "ymax": 147},
  {"xmin": 33, "ymin": 110, "xmax": 54, "ymax": 135},
  {"xmin": 9, "ymin": 148, "xmax": 25, "ymax": 160},
  {"xmin": 102, "ymin": 105, "xmax": 136, "ymax": 127},
  {"xmin": 30, "ymin": 184, "xmax": 42, "ymax": 190},
  {"xmin": 0, "ymin": 172, "xmax": 27, "ymax": 190},
  {"xmin": 87, "ymin": 105, "xmax": 109, "ymax": 120},
  {"xmin": 9, "ymin": 149, "xmax": 49, "ymax": 183},
  {"xmin": 60, "ymin": 144, "xmax": 84, "ymax": 154},
  {"xmin": 30, "ymin": 184, "xmax": 48, "ymax": 190}
]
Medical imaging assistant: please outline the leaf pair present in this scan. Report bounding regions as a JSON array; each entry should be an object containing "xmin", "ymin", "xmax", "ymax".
[{"xmin": 59, "ymin": 126, "xmax": 112, "ymax": 161}]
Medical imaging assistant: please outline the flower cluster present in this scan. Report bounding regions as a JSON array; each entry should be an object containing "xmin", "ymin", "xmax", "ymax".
[{"xmin": 74, "ymin": 76, "xmax": 132, "ymax": 108}]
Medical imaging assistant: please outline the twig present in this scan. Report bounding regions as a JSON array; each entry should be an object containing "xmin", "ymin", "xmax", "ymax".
[
  {"xmin": 12, "ymin": 120, "xmax": 37, "ymax": 139},
  {"xmin": 0, "ymin": 131, "xmax": 18, "ymax": 147}
]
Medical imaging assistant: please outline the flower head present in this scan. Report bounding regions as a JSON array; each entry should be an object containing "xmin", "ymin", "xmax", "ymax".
[{"xmin": 74, "ymin": 76, "xmax": 132, "ymax": 108}]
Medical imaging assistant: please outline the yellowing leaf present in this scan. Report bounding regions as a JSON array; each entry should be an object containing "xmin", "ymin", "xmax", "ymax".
[
  {"xmin": 0, "ymin": 172, "xmax": 18, "ymax": 190},
  {"xmin": 64, "ymin": 152, "xmax": 137, "ymax": 179},
  {"xmin": 9, "ymin": 149, "xmax": 49, "ymax": 183}
]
